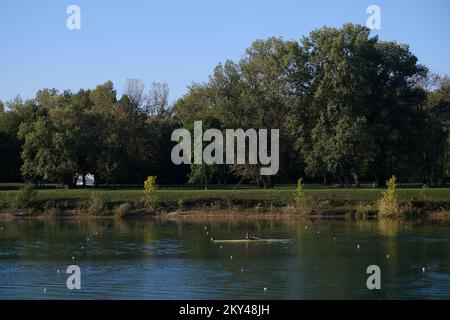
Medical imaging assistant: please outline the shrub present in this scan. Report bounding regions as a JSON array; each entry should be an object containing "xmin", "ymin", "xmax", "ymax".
[
  {"xmin": 377, "ymin": 176, "xmax": 401, "ymax": 217},
  {"xmin": 210, "ymin": 200, "xmax": 222, "ymax": 210},
  {"xmin": 255, "ymin": 202, "xmax": 264, "ymax": 213},
  {"xmin": 45, "ymin": 205, "xmax": 61, "ymax": 217},
  {"xmin": 144, "ymin": 176, "xmax": 159, "ymax": 209},
  {"xmin": 293, "ymin": 178, "xmax": 312, "ymax": 214},
  {"xmin": 114, "ymin": 202, "xmax": 132, "ymax": 218},
  {"xmin": 87, "ymin": 193, "xmax": 106, "ymax": 216},
  {"xmin": 14, "ymin": 183, "xmax": 37, "ymax": 209},
  {"xmin": 355, "ymin": 203, "xmax": 375, "ymax": 218},
  {"xmin": 294, "ymin": 178, "xmax": 304, "ymax": 201},
  {"xmin": 177, "ymin": 198, "xmax": 184, "ymax": 210},
  {"xmin": 42, "ymin": 201, "xmax": 61, "ymax": 216}
]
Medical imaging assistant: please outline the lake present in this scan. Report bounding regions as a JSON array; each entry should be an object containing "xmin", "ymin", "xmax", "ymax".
[{"xmin": 0, "ymin": 216, "xmax": 449, "ymax": 299}]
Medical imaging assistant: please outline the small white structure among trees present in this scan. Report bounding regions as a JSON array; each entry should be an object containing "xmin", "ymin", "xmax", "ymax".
[{"xmin": 76, "ymin": 173, "xmax": 95, "ymax": 186}]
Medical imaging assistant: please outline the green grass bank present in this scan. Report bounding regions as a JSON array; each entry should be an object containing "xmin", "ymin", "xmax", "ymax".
[{"xmin": 1, "ymin": 184, "xmax": 450, "ymax": 218}]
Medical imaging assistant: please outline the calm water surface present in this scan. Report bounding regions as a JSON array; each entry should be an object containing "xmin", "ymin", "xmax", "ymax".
[{"xmin": 0, "ymin": 216, "xmax": 449, "ymax": 299}]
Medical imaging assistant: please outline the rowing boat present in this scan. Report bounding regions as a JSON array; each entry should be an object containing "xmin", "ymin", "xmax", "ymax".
[{"xmin": 213, "ymin": 239, "xmax": 290, "ymax": 244}]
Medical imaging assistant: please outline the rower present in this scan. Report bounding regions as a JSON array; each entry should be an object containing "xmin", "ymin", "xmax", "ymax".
[{"xmin": 245, "ymin": 232, "xmax": 260, "ymax": 240}]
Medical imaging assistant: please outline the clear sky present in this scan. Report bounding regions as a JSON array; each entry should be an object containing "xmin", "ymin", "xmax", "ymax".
[{"xmin": 1, "ymin": 0, "xmax": 449, "ymax": 104}]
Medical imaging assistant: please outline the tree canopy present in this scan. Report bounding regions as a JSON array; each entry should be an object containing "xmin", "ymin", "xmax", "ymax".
[{"xmin": 1, "ymin": 24, "xmax": 449, "ymax": 187}]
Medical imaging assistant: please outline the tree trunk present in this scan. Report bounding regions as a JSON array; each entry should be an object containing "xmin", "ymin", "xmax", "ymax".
[
  {"xmin": 352, "ymin": 172, "xmax": 360, "ymax": 188},
  {"xmin": 256, "ymin": 178, "xmax": 264, "ymax": 189},
  {"xmin": 263, "ymin": 176, "xmax": 273, "ymax": 189},
  {"xmin": 344, "ymin": 174, "xmax": 350, "ymax": 188},
  {"xmin": 339, "ymin": 176, "xmax": 345, "ymax": 188}
]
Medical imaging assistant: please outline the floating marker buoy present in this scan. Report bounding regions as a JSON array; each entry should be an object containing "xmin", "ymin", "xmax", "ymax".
[
  {"xmin": 220, "ymin": 246, "xmax": 223, "ymax": 249},
  {"xmin": 43, "ymin": 288, "xmax": 47, "ymax": 293},
  {"xmin": 204, "ymin": 226, "xmax": 207, "ymax": 230},
  {"xmin": 230, "ymin": 256, "xmax": 233, "ymax": 260},
  {"xmin": 357, "ymin": 245, "xmax": 360, "ymax": 249},
  {"xmin": 72, "ymin": 256, "xmax": 75, "ymax": 260},
  {"xmin": 57, "ymin": 269, "xmax": 60, "ymax": 274},
  {"xmin": 386, "ymin": 255, "xmax": 390, "ymax": 259},
  {"xmin": 264, "ymin": 287, "xmax": 267, "ymax": 292},
  {"xmin": 422, "ymin": 267, "xmax": 426, "ymax": 273}
]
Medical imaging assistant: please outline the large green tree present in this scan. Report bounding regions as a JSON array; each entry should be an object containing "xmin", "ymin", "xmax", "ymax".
[{"xmin": 299, "ymin": 24, "xmax": 429, "ymax": 186}]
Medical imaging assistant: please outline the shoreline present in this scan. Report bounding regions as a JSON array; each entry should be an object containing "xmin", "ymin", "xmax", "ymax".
[
  {"xmin": 2, "ymin": 187, "xmax": 450, "ymax": 220},
  {"xmin": 1, "ymin": 205, "xmax": 449, "ymax": 220}
]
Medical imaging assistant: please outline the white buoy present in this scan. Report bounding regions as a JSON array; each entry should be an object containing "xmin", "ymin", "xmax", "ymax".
[
  {"xmin": 204, "ymin": 226, "xmax": 207, "ymax": 230},
  {"xmin": 57, "ymin": 269, "xmax": 60, "ymax": 274},
  {"xmin": 317, "ymin": 231, "xmax": 320, "ymax": 235},
  {"xmin": 81, "ymin": 246, "xmax": 84, "ymax": 249},
  {"xmin": 386, "ymin": 254, "xmax": 390, "ymax": 259},
  {"xmin": 357, "ymin": 244, "xmax": 360, "ymax": 249},
  {"xmin": 305, "ymin": 226, "xmax": 308, "ymax": 230},
  {"xmin": 333, "ymin": 237, "xmax": 336, "ymax": 240},
  {"xmin": 72, "ymin": 256, "xmax": 75, "ymax": 260},
  {"xmin": 211, "ymin": 237, "xmax": 214, "ymax": 241},
  {"xmin": 230, "ymin": 256, "xmax": 233, "ymax": 260},
  {"xmin": 422, "ymin": 267, "xmax": 426, "ymax": 273},
  {"xmin": 241, "ymin": 268, "xmax": 244, "ymax": 272},
  {"xmin": 43, "ymin": 288, "xmax": 47, "ymax": 293},
  {"xmin": 220, "ymin": 246, "xmax": 223, "ymax": 249},
  {"xmin": 264, "ymin": 287, "xmax": 267, "ymax": 292},
  {"xmin": 87, "ymin": 238, "xmax": 90, "ymax": 241},
  {"xmin": 206, "ymin": 232, "xmax": 209, "ymax": 235}
]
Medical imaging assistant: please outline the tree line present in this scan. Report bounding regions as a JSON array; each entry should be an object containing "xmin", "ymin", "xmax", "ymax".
[{"xmin": 1, "ymin": 24, "xmax": 449, "ymax": 187}]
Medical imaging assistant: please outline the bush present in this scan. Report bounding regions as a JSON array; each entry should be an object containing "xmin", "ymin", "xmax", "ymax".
[
  {"xmin": 143, "ymin": 176, "xmax": 159, "ymax": 209},
  {"xmin": 355, "ymin": 203, "xmax": 375, "ymax": 218},
  {"xmin": 294, "ymin": 178, "xmax": 304, "ymax": 203},
  {"xmin": 377, "ymin": 176, "xmax": 401, "ymax": 217},
  {"xmin": 87, "ymin": 193, "xmax": 106, "ymax": 215},
  {"xmin": 255, "ymin": 202, "xmax": 264, "ymax": 213},
  {"xmin": 177, "ymin": 198, "xmax": 184, "ymax": 210},
  {"xmin": 45, "ymin": 206, "xmax": 61, "ymax": 217},
  {"xmin": 14, "ymin": 183, "xmax": 37, "ymax": 209},
  {"xmin": 293, "ymin": 178, "xmax": 312, "ymax": 214},
  {"xmin": 114, "ymin": 202, "xmax": 132, "ymax": 218}
]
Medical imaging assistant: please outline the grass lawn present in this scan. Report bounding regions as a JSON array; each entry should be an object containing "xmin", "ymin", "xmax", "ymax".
[{"xmin": 1, "ymin": 185, "xmax": 449, "ymax": 206}]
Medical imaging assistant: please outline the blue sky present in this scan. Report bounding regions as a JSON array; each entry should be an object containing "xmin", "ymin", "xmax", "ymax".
[{"xmin": 1, "ymin": 0, "xmax": 449, "ymax": 104}]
